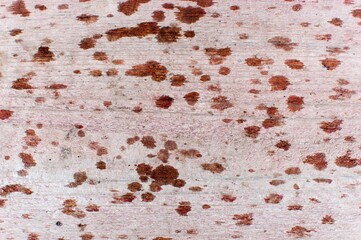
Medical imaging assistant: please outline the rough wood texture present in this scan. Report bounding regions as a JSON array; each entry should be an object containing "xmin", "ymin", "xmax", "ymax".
[{"xmin": 2, "ymin": 0, "xmax": 361, "ymax": 239}]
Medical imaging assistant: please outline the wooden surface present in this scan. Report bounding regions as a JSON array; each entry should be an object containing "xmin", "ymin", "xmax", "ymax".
[{"xmin": 2, "ymin": 0, "xmax": 361, "ymax": 239}]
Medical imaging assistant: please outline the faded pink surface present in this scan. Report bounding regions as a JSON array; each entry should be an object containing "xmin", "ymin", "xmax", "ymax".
[{"xmin": 1, "ymin": 0, "xmax": 361, "ymax": 239}]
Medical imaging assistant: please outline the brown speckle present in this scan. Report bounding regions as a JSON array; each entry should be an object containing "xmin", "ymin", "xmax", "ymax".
[
  {"xmin": 157, "ymin": 26, "xmax": 181, "ymax": 43},
  {"xmin": 152, "ymin": 10, "xmax": 165, "ymax": 22},
  {"xmin": 184, "ymin": 92, "xmax": 199, "ymax": 106},
  {"xmin": 287, "ymin": 95, "xmax": 304, "ymax": 112},
  {"xmin": 329, "ymin": 17, "xmax": 343, "ymax": 26},
  {"xmin": 118, "ymin": 0, "xmax": 151, "ymax": 16},
  {"xmin": 79, "ymin": 37, "xmax": 96, "ymax": 50},
  {"xmin": 141, "ymin": 136, "xmax": 156, "ymax": 149},
  {"xmin": 351, "ymin": 9, "xmax": 361, "ymax": 19},
  {"xmin": 58, "ymin": 4, "xmax": 68, "ymax": 10},
  {"xmin": 219, "ymin": 66, "xmax": 230, "ymax": 75},
  {"xmin": 1, "ymin": 184, "xmax": 33, "ymax": 196},
  {"xmin": 128, "ymin": 182, "xmax": 142, "ymax": 192},
  {"xmin": 269, "ymin": 180, "xmax": 285, "ymax": 186},
  {"xmin": 67, "ymin": 171, "xmax": 87, "ymax": 188},
  {"xmin": 201, "ymin": 163, "xmax": 225, "ymax": 173},
  {"xmin": 320, "ymin": 119, "xmax": 342, "ymax": 133},
  {"xmin": 211, "ymin": 96, "xmax": 233, "ymax": 111},
  {"xmin": 157, "ymin": 149, "xmax": 169, "ymax": 163},
  {"xmin": 304, "ymin": 153, "xmax": 327, "ymax": 170},
  {"xmin": 179, "ymin": 149, "xmax": 202, "ymax": 158},
  {"xmin": 155, "ymin": 95, "xmax": 174, "ymax": 109},
  {"xmin": 10, "ymin": 28, "xmax": 22, "ymax": 36},
  {"xmin": 0, "ymin": 110, "xmax": 13, "ymax": 120},
  {"xmin": 8, "ymin": 0, "xmax": 30, "ymax": 17},
  {"xmin": 141, "ymin": 192, "xmax": 155, "ymax": 202},
  {"xmin": 269, "ymin": 75, "xmax": 290, "ymax": 91},
  {"xmin": 287, "ymin": 226, "xmax": 314, "ymax": 238},
  {"xmin": 221, "ymin": 194, "xmax": 236, "ymax": 202},
  {"xmin": 126, "ymin": 61, "xmax": 168, "ymax": 81},
  {"xmin": 88, "ymin": 142, "xmax": 108, "ymax": 156},
  {"xmin": 106, "ymin": 22, "xmax": 159, "ymax": 41},
  {"xmin": 164, "ymin": 140, "xmax": 177, "ymax": 151},
  {"xmin": 96, "ymin": 161, "xmax": 106, "ymax": 170},
  {"xmin": 244, "ymin": 126, "xmax": 261, "ymax": 138},
  {"xmin": 321, "ymin": 58, "xmax": 341, "ymax": 70},
  {"xmin": 288, "ymin": 205, "xmax": 303, "ymax": 210},
  {"xmin": 322, "ymin": 215, "xmax": 335, "ymax": 224},
  {"xmin": 335, "ymin": 151, "xmax": 360, "ymax": 168},
  {"xmin": 171, "ymin": 74, "xmax": 186, "ymax": 86},
  {"xmin": 275, "ymin": 140, "xmax": 291, "ymax": 151},
  {"xmin": 86, "ymin": 204, "xmax": 100, "ymax": 212},
  {"xmin": 245, "ymin": 57, "xmax": 273, "ymax": 67},
  {"xmin": 233, "ymin": 213, "xmax": 253, "ymax": 225},
  {"xmin": 176, "ymin": 202, "xmax": 191, "ymax": 216},
  {"xmin": 313, "ymin": 178, "xmax": 332, "ymax": 184},
  {"xmin": 33, "ymin": 47, "xmax": 54, "ymax": 62},
  {"xmin": 77, "ymin": 14, "xmax": 98, "ymax": 23},
  {"xmin": 292, "ymin": 4, "xmax": 302, "ymax": 11},
  {"xmin": 285, "ymin": 167, "xmax": 301, "ymax": 175},
  {"xmin": 329, "ymin": 87, "xmax": 355, "ymax": 100},
  {"xmin": 19, "ymin": 153, "xmax": 36, "ymax": 168},
  {"xmin": 175, "ymin": 6, "xmax": 206, "ymax": 24},
  {"xmin": 204, "ymin": 47, "xmax": 231, "ymax": 65},
  {"xmin": 93, "ymin": 52, "xmax": 108, "ymax": 61},
  {"xmin": 264, "ymin": 193, "xmax": 283, "ymax": 203},
  {"xmin": 89, "ymin": 70, "xmax": 102, "ymax": 77},
  {"xmin": 268, "ymin": 36, "xmax": 297, "ymax": 51},
  {"xmin": 151, "ymin": 165, "xmax": 179, "ymax": 184},
  {"xmin": 184, "ymin": 30, "xmax": 195, "ymax": 38},
  {"xmin": 285, "ymin": 59, "xmax": 304, "ymax": 69}
]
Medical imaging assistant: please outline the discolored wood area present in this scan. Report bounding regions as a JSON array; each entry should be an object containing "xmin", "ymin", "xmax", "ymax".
[{"xmin": 1, "ymin": 0, "xmax": 361, "ymax": 239}]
